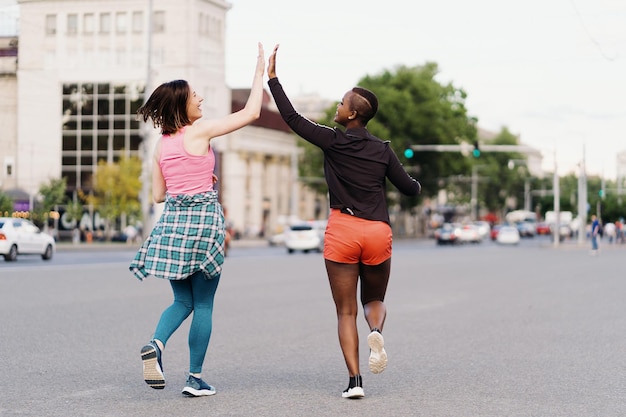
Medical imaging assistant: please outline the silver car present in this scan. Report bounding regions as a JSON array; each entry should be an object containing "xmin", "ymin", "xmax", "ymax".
[{"xmin": 0, "ymin": 217, "xmax": 56, "ymax": 261}]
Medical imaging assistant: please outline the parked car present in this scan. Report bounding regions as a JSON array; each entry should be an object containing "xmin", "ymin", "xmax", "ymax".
[
  {"xmin": 490, "ymin": 224, "xmax": 502, "ymax": 241},
  {"xmin": 474, "ymin": 221, "xmax": 491, "ymax": 240},
  {"xmin": 0, "ymin": 217, "xmax": 56, "ymax": 261},
  {"xmin": 516, "ymin": 221, "xmax": 536, "ymax": 237},
  {"xmin": 535, "ymin": 222, "xmax": 551, "ymax": 235},
  {"xmin": 458, "ymin": 224, "xmax": 482, "ymax": 243},
  {"xmin": 434, "ymin": 223, "xmax": 461, "ymax": 245},
  {"xmin": 496, "ymin": 225, "xmax": 520, "ymax": 245},
  {"xmin": 267, "ymin": 232, "xmax": 286, "ymax": 246},
  {"xmin": 284, "ymin": 223, "xmax": 324, "ymax": 254}
]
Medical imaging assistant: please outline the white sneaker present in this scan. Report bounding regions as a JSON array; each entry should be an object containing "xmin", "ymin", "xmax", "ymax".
[
  {"xmin": 342, "ymin": 375, "xmax": 364, "ymax": 399},
  {"xmin": 342, "ymin": 386, "xmax": 365, "ymax": 399},
  {"xmin": 367, "ymin": 330, "xmax": 387, "ymax": 374}
]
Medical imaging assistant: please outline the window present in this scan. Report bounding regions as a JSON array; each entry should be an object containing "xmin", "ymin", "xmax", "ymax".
[
  {"xmin": 132, "ymin": 11, "xmax": 143, "ymax": 33},
  {"xmin": 100, "ymin": 13, "xmax": 110, "ymax": 33},
  {"xmin": 4, "ymin": 157, "xmax": 14, "ymax": 177},
  {"xmin": 153, "ymin": 11, "xmax": 165, "ymax": 33},
  {"xmin": 67, "ymin": 13, "xmax": 78, "ymax": 35},
  {"xmin": 45, "ymin": 14, "xmax": 56, "ymax": 35},
  {"xmin": 84, "ymin": 13, "xmax": 94, "ymax": 34},
  {"xmin": 61, "ymin": 82, "xmax": 145, "ymax": 192},
  {"xmin": 116, "ymin": 12, "xmax": 127, "ymax": 33}
]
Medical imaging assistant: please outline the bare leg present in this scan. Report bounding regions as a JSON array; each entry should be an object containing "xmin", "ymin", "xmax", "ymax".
[
  {"xmin": 325, "ymin": 259, "xmax": 361, "ymax": 377},
  {"xmin": 359, "ymin": 259, "xmax": 391, "ymax": 331},
  {"xmin": 360, "ymin": 259, "xmax": 391, "ymax": 374}
]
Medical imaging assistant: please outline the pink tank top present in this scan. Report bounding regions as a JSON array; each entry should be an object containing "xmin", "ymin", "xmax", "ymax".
[{"xmin": 159, "ymin": 127, "xmax": 215, "ymax": 197}]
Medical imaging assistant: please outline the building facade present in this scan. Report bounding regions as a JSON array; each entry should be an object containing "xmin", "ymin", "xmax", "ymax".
[
  {"xmin": 0, "ymin": 36, "xmax": 18, "ymax": 196},
  {"xmin": 8, "ymin": 0, "xmax": 322, "ymax": 238}
]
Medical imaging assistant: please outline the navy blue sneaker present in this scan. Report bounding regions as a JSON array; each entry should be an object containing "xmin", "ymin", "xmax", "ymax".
[
  {"xmin": 182, "ymin": 375, "xmax": 216, "ymax": 397},
  {"xmin": 141, "ymin": 341, "xmax": 164, "ymax": 389}
]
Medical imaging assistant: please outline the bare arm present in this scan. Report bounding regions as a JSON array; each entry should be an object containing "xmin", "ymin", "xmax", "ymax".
[
  {"xmin": 152, "ymin": 139, "xmax": 166, "ymax": 203},
  {"xmin": 189, "ymin": 43, "xmax": 265, "ymax": 140}
]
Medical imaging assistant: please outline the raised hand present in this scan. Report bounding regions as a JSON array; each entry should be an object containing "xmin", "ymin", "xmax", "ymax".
[{"xmin": 268, "ymin": 44, "xmax": 279, "ymax": 79}]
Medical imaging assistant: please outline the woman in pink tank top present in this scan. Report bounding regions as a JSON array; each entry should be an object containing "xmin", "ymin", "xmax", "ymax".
[{"xmin": 130, "ymin": 43, "xmax": 266, "ymax": 397}]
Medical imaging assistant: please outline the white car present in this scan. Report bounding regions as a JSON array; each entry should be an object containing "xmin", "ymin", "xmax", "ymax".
[
  {"xmin": 473, "ymin": 221, "xmax": 491, "ymax": 240},
  {"xmin": 0, "ymin": 217, "xmax": 56, "ymax": 261},
  {"xmin": 458, "ymin": 224, "xmax": 482, "ymax": 243},
  {"xmin": 496, "ymin": 225, "xmax": 520, "ymax": 245},
  {"xmin": 284, "ymin": 223, "xmax": 324, "ymax": 254}
]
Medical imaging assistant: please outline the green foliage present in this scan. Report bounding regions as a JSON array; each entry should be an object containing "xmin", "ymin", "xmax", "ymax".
[
  {"xmin": 39, "ymin": 178, "xmax": 67, "ymax": 211},
  {"xmin": 88, "ymin": 155, "xmax": 142, "ymax": 238},
  {"xmin": 306, "ymin": 62, "xmax": 478, "ymax": 202},
  {"xmin": 359, "ymin": 63, "xmax": 477, "ymax": 197},
  {"xmin": 64, "ymin": 192, "xmax": 85, "ymax": 223},
  {"xmin": 0, "ymin": 191, "xmax": 13, "ymax": 216},
  {"xmin": 475, "ymin": 128, "xmax": 526, "ymax": 212}
]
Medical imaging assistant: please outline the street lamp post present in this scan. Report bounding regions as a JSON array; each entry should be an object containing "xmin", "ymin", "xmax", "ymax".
[
  {"xmin": 471, "ymin": 164, "xmax": 487, "ymax": 221},
  {"xmin": 508, "ymin": 159, "xmax": 531, "ymax": 212},
  {"xmin": 577, "ymin": 154, "xmax": 588, "ymax": 246},
  {"xmin": 553, "ymin": 151, "xmax": 560, "ymax": 247}
]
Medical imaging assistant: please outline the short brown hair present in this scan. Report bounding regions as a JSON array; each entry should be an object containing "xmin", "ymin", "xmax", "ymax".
[{"xmin": 137, "ymin": 80, "xmax": 191, "ymax": 135}]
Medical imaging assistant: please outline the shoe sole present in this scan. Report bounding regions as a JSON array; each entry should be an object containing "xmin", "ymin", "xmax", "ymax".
[
  {"xmin": 182, "ymin": 387, "xmax": 216, "ymax": 397},
  {"xmin": 367, "ymin": 331, "xmax": 388, "ymax": 374},
  {"xmin": 141, "ymin": 344, "xmax": 165, "ymax": 389},
  {"xmin": 342, "ymin": 386, "xmax": 365, "ymax": 399}
]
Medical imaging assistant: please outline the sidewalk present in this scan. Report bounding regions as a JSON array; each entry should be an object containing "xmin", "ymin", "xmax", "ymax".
[{"xmin": 55, "ymin": 237, "xmax": 270, "ymax": 252}]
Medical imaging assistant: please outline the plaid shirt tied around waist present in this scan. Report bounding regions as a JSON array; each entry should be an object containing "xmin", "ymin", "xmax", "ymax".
[{"xmin": 129, "ymin": 191, "xmax": 225, "ymax": 281}]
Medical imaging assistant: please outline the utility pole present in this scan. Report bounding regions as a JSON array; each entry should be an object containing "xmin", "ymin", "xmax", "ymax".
[
  {"xmin": 140, "ymin": 0, "xmax": 154, "ymax": 238},
  {"xmin": 577, "ymin": 146, "xmax": 587, "ymax": 245},
  {"xmin": 289, "ymin": 146, "xmax": 300, "ymax": 222},
  {"xmin": 508, "ymin": 159, "xmax": 532, "ymax": 213},
  {"xmin": 553, "ymin": 151, "xmax": 560, "ymax": 247}
]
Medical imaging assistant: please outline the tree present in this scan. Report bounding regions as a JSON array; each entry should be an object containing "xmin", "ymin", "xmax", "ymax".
[
  {"xmin": 360, "ymin": 63, "xmax": 477, "ymax": 200},
  {"xmin": 37, "ymin": 178, "xmax": 67, "ymax": 229},
  {"xmin": 475, "ymin": 128, "xmax": 526, "ymax": 214},
  {"xmin": 301, "ymin": 63, "xmax": 478, "ymax": 204},
  {"xmin": 64, "ymin": 191, "xmax": 86, "ymax": 226},
  {"xmin": 0, "ymin": 191, "xmax": 13, "ymax": 216},
  {"xmin": 88, "ymin": 155, "xmax": 142, "ymax": 239}
]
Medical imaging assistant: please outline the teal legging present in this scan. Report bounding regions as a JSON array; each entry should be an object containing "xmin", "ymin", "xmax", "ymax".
[{"xmin": 153, "ymin": 271, "xmax": 220, "ymax": 374}]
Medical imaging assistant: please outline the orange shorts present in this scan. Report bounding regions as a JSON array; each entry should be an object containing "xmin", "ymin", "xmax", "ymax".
[{"xmin": 323, "ymin": 209, "xmax": 392, "ymax": 265}]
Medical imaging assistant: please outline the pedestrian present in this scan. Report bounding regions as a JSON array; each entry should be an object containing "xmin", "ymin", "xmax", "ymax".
[
  {"xmin": 590, "ymin": 214, "xmax": 600, "ymax": 254},
  {"xmin": 603, "ymin": 221, "xmax": 616, "ymax": 244},
  {"xmin": 266, "ymin": 45, "xmax": 421, "ymax": 399},
  {"xmin": 129, "ymin": 43, "xmax": 265, "ymax": 397}
]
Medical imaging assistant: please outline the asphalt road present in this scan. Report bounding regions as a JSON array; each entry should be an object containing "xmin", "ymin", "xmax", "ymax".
[{"xmin": 0, "ymin": 239, "xmax": 624, "ymax": 417}]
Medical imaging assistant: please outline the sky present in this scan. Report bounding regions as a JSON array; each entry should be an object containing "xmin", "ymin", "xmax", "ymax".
[
  {"xmin": 1, "ymin": 0, "xmax": 624, "ymax": 180},
  {"xmin": 224, "ymin": 0, "xmax": 626, "ymax": 180}
]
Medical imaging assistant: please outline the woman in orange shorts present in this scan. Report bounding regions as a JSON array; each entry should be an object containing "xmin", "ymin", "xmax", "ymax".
[{"xmin": 267, "ymin": 45, "xmax": 421, "ymax": 398}]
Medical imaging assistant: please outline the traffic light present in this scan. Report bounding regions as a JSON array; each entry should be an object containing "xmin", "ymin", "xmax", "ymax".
[
  {"xmin": 472, "ymin": 141, "xmax": 481, "ymax": 158},
  {"xmin": 599, "ymin": 189, "xmax": 605, "ymax": 199},
  {"xmin": 404, "ymin": 147, "xmax": 414, "ymax": 159}
]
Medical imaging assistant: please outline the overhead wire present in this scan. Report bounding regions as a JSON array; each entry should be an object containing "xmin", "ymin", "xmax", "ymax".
[{"xmin": 568, "ymin": 0, "xmax": 617, "ymax": 62}]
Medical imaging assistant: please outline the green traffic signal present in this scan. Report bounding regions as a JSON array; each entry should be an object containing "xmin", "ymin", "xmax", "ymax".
[
  {"xmin": 472, "ymin": 141, "xmax": 480, "ymax": 158},
  {"xmin": 404, "ymin": 148, "xmax": 414, "ymax": 159},
  {"xmin": 599, "ymin": 189, "xmax": 604, "ymax": 198}
]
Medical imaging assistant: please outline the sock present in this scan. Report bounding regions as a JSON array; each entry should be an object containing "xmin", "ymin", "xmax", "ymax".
[{"xmin": 348, "ymin": 375, "xmax": 362, "ymax": 388}]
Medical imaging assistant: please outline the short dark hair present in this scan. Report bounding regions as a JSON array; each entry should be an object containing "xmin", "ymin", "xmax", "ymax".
[
  {"xmin": 137, "ymin": 79, "xmax": 190, "ymax": 135},
  {"xmin": 351, "ymin": 87, "xmax": 378, "ymax": 125}
]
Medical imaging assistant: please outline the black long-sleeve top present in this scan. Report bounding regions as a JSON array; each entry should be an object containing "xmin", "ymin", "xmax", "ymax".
[{"xmin": 268, "ymin": 78, "xmax": 421, "ymax": 225}]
